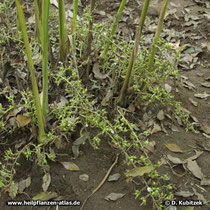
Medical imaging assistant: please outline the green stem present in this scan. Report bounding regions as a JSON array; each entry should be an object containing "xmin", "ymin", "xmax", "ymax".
[
  {"xmin": 15, "ymin": 0, "xmax": 45, "ymax": 142},
  {"xmin": 34, "ymin": 0, "xmax": 42, "ymax": 43},
  {"xmin": 58, "ymin": 0, "xmax": 67, "ymax": 63},
  {"xmin": 147, "ymin": 0, "xmax": 169, "ymax": 72},
  {"xmin": 85, "ymin": 0, "xmax": 95, "ymax": 77},
  {"xmin": 100, "ymin": 0, "xmax": 127, "ymax": 60},
  {"xmin": 118, "ymin": 0, "xmax": 151, "ymax": 106},
  {"xmin": 142, "ymin": 0, "xmax": 168, "ymax": 91},
  {"xmin": 42, "ymin": 0, "xmax": 50, "ymax": 121},
  {"xmin": 72, "ymin": 0, "xmax": 78, "ymax": 66}
]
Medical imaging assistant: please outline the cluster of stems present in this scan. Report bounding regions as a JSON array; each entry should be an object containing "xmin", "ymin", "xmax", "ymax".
[
  {"xmin": 119, "ymin": 0, "xmax": 169, "ymax": 106},
  {"xmin": 14, "ymin": 0, "xmax": 169, "ymax": 142}
]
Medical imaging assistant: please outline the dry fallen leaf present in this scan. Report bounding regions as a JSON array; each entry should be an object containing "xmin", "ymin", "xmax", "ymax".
[
  {"xmin": 50, "ymin": 0, "xmax": 58, "ymax": 8},
  {"xmin": 125, "ymin": 165, "xmax": 154, "ymax": 178},
  {"xmin": 18, "ymin": 177, "xmax": 31, "ymax": 194},
  {"xmin": 57, "ymin": 96, "xmax": 68, "ymax": 107},
  {"xmin": 16, "ymin": 114, "xmax": 31, "ymax": 127},
  {"xmin": 171, "ymin": 125, "xmax": 179, "ymax": 132},
  {"xmin": 201, "ymin": 82, "xmax": 210, "ymax": 88},
  {"xmin": 165, "ymin": 83, "xmax": 172, "ymax": 93},
  {"xmin": 187, "ymin": 159, "xmax": 204, "ymax": 180},
  {"xmin": 32, "ymin": 191, "xmax": 58, "ymax": 200},
  {"xmin": 201, "ymin": 177, "xmax": 210, "ymax": 186},
  {"xmin": 101, "ymin": 89, "xmax": 113, "ymax": 106},
  {"xmin": 145, "ymin": 141, "xmax": 156, "ymax": 153},
  {"xmin": 157, "ymin": 110, "xmax": 165, "ymax": 121},
  {"xmin": 79, "ymin": 174, "xmax": 89, "ymax": 182},
  {"xmin": 104, "ymin": 193, "xmax": 125, "ymax": 201},
  {"xmin": 189, "ymin": 98, "xmax": 198, "ymax": 107},
  {"xmin": 72, "ymin": 133, "xmax": 89, "ymax": 158},
  {"xmin": 203, "ymin": 133, "xmax": 210, "ymax": 139},
  {"xmin": 175, "ymin": 190, "xmax": 194, "ymax": 198},
  {"xmin": 167, "ymin": 154, "xmax": 182, "ymax": 164},
  {"xmin": 72, "ymin": 145, "xmax": 80, "ymax": 158},
  {"xmin": 61, "ymin": 162, "xmax": 80, "ymax": 171},
  {"xmin": 108, "ymin": 173, "xmax": 121, "ymax": 182},
  {"xmin": 175, "ymin": 115, "xmax": 183, "ymax": 126},
  {"xmin": 185, "ymin": 151, "xmax": 203, "ymax": 162},
  {"xmin": 6, "ymin": 108, "xmax": 21, "ymax": 120},
  {"xmin": 192, "ymin": 188, "xmax": 206, "ymax": 203},
  {"xmin": 165, "ymin": 143, "xmax": 184, "ymax": 153},
  {"xmin": 28, "ymin": 14, "xmax": 35, "ymax": 24},
  {"xmin": 42, "ymin": 173, "xmax": 51, "ymax": 192},
  {"xmin": 200, "ymin": 122, "xmax": 210, "ymax": 134},
  {"xmin": 194, "ymin": 92, "xmax": 210, "ymax": 99},
  {"xmin": 151, "ymin": 123, "xmax": 162, "ymax": 134},
  {"xmin": 93, "ymin": 62, "xmax": 107, "ymax": 79},
  {"xmin": 183, "ymin": 80, "xmax": 196, "ymax": 90}
]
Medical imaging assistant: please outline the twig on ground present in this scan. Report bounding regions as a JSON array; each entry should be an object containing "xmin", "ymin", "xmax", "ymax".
[{"xmin": 80, "ymin": 153, "xmax": 119, "ymax": 210}]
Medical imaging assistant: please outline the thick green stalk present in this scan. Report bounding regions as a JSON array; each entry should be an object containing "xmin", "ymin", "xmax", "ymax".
[
  {"xmin": 16, "ymin": 12, "xmax": 21, "ymax": 35},
  {"xmin": 42, "ymin": 0, "xmax": 50, "ymax": 120},
  {"xmin": 72, "ymin": 0, "xmax": 78, "ymax": 66},
  {"xmin": 15, "ymin": 0, "xmax": 45, "ymax": 143},
  {"xmin": 135, "ymin": 0, "xmax": 151, "ymax": 55},
  {"xmin": 147, "ymin": 0, "xmax": 169, "ymax": 72},
  {"xmin": 16, "ymin": 0, "xmax": 21, "ymax": 36},
  {"xmin": 118, "ymin": 0, "xmax": 150, "ymax": 106},
  {"xmin": 73, "ymin": 0, "xmax": 78, "ymax": 41},
  {"xmin": 141, "ymin": 0, "xmax": 169, "ymax": 91},
  {"xmin": 34, "ymin": 0, "xmax": 42, "ymax": 43},
  {"xmin": 85, "ymin": 0, "xmax": 95, "ymax": 76},
  {"xmin": 58, "ymin": 0, "xmax": 67, "ymax": 62},
  {"xmin": 118, "ymin": 50, "xmax": 135, "ymax": 107},
  {"xmin": 100, "ymin": 0, "xmax": 127, "ymax": 60}
]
